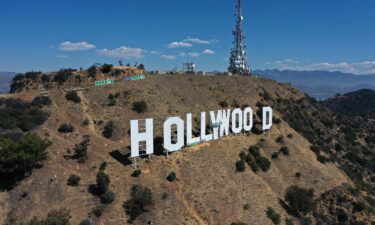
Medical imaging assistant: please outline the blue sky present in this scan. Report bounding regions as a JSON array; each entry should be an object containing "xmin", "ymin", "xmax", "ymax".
[{"xmin": 0, "ymin": 0, "xmax": 374, "ymax": 74}]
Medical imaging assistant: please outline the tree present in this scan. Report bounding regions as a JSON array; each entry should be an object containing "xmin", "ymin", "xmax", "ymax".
[
  {"xmin": 25, "ymin": 208, "xmax": 71, "ymax": 225},
  {"xmin": 285, "ymin": 185, "xmax": 315, "ymax": 214},
  {"xmin": 65, "ymin": 91, "xmax": 81, "ymax": 103},
  {"xmin": 67, "ymin": 174, "xmax": 81, "ymax": 186},
  {"xmin": 236, "ymin": 160, "xmax": 246, "ymax": 172},
  {"xmin": 100, "ymin": 64, "xmax": 113, "ymax": 74},
  {"xmin": 280, "ymin": 146, "xmax": 289, "ymax": 156},
  {"xmin": 58, "ymin": 123, "xmax": 74, "ymax": 133},
  {"xmin": 32, "ymin": 96, "xmax": 52, "ymax": 107},
  {"xmin": 96, "ymin": 171, "xmax": 110, "ymax": 195},
  {"xmin": 103, "ymin": 121, "xmax": 114, "ymax": 138},
  {"xmin": 54, "ymin": 69, "xmax": 73, "ymax": 85},
  {"xmin": 0, "ymin": 133, "xmax": 51, "ymax": 189},
  {"xmin": 73, "ymin": 136, "xmax": 90, "ymax": 163},
  {"xmin": 167, "ymin": 172, "xmax": 177, "ymax": 182},
  {"xmin": 132, "ymin": 100, "xmax": 148, "ymax": 113},
  {"xmin": 0, "ymin": 98, "xmax": 49, "ymax": 132},
  {"xmin": 101, "ymin": 191, "xmax": 116, "ymax": 204},
  {"xmin": 123, "ymin": 185, "xmax": 153, "ymax": 222},
  {"xmin": 219, "ymin": 100, "xmax": 229, "ymax": 108},
  {"xmin": 131, "ymin": 169, "xmax": 142, "ymax": 177},
  {"xmin": 255, "ymin": 156, "xmax": 271, "ymax": 172},
  {"xmin": 137, "ymin": 64, "xmax": 145, "ymax": 70},
  {"xmin": 266, "ymin": 207, "xmax": 281, "ymax": 224}
]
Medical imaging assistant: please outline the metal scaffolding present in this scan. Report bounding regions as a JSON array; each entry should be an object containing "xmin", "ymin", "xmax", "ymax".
[{"xmin": 228, "ymin": 0, "xmax": 251, "ymax": 76}]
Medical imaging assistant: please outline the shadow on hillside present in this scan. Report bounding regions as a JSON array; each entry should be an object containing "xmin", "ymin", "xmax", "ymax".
[{"xmin": 109, "ymin": 149, "xmax": 132, "ymax": 166}]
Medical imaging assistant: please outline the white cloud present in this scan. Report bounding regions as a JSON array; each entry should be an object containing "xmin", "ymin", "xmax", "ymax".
[
  {"xmin": 202, "ymin": 49, "xmax": 215, "ymax": 55},
  {"xmin": 271, "ymin": 60, "xmax": 375, "ymax": 75},
  {"xmin": 183, "ymin": 37, "xmax": 218, "ymax": 44},
  {"xmin": 188, "ymin": 52, "xmax": 200, "ymax": 58},
  {"xmin": 59, "ymin": 41, "xmax": 95, "ymax": 51},
  {"xmin": 56, "ymin": 55, "xmax": 68, "ymax": 58},
  {"xmin": 179, "ymin": 52, "xmax": 186, "ymax": 57},
  {"xmin": 161, "ymin": 55, "xmax": 177, "ymax": 60},
  {"xmin": 150, "ymin": 50, "xmax": 161, "ymax": 55},
  {"xmin": 168, "ymin": 42, "xmax": 192, "ymax": 48},
  {"xmin": 97, "ymin": 46, "xmax": 145, "ymax": 59}
]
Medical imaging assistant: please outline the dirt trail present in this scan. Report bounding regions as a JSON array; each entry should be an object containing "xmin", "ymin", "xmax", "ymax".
[
  {"xmin": 176, "ymin": 183, "xmax": 208, "ymax": 225},
  {"xmin": 77, "ymin": 91, "xmax": 96, "ymax": 133}
]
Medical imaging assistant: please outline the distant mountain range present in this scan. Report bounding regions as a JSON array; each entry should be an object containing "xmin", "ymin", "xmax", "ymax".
[
  {"xmin": 0, "ymin": 72, "xmax": 17, "ymax": 93},
  {"xmin": 254, "ymin": 69, "xmax": 375, "ymax": 99}
]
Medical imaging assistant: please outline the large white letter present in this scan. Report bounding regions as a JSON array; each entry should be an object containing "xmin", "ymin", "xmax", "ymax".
[
  {"xmin": 262, "ymin": 107, "xmax": 273, "ymax": 130},
  {"xmin": 186, "ymin": 113, "xmax": 200, "ymax": 145},
  {"xmin": 220, "ymin": 109, "xmax": 231, "ymax": 137},
  {"xmin": 200, "ymin": 112, "xmax": 213, "ymax": 142},
  {"xmin": 130, "ymin": 119, "xmax": 154, "ymax": 158},
  {"xmin": 231, "ymin": 108, "xmax": 243, "ymax": 134},
  {"xmin": 243, "ymin": 107, "xmax": 253, "ymax": 131},
  {"xmin": 209, "ymin": 110, "xmax": 223, "ymax": 140},
  {"xmin": 164, "ymin": 117, "xmax": 184, "ymax": 152}
]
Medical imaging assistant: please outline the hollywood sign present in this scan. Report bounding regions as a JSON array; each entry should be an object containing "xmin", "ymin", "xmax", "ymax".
[{"xmin": 130, "ymin": 106, "xmax": 273, "ymax": 158}]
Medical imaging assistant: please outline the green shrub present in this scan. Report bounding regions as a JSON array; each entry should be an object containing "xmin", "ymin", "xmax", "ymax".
[
  {"xmin": 123, "ymin": 185, "xmax": 153, "ymax": 222},
  {"xmin": 67, "ymin": 174, "xmax": 81, "ymax": 186},
  {"xmin": 287, "ymin": 133, "xmax": 293, "ymax": 139},
  {"xmin": 58, "ymin": 123, "xmax": 74, "ymax": 133},
  {"xmin": 82, "ymin": 119, "xmax": 90, "ymax": 126},
  {"xmin": 249, "ymin": 145, "xmax": 260, "ymax": 157},
  {"xmin": 101, "ymin": 191, "xmax": 116, "ymax": 204},
  {"xmin": 78, "ymin": 218, "xmax": 92, "ymax": 225},
  {"xmin": 247, "ymin": 158, "xmax": 259, "ymax": 172},
  {"xmin": 167, "ymin": 172, "xmax": 177, "ymax": 182},
  {"xmin": 65, "ymin": 91, "xmax": 81, "ymax": 103},
  {"xmin": 87, "ymin": 65, "xmax": 98, "ymax": 78},
  {"xmin": 275, "ymin": 135, "xmax": 284, "ymax": 143},
  {"xmin": 0, "ymin": 133, "xmax": 51, "ymax": 189},
  {"xmin": 132, "ymin": 100, "xmax": 148, "ymax": 113},
  {"xmin": 131, "ymin": 169, "xmax": 142, "ymax": 177},
  {"xmin": 32, "ymin": 96, "xmax": 52, "ymax": 107},
  {"xmin": 54, "ymin": 69, "xmax": 73, "ymax": 85},
  {"xmin": 285, "ymin": 185, "xmax": 315, "ymax": 214},
  {"xmin": 73, "ymin": 136, "xmax": 90, "ymax": 163},
  {"xmin": 280, "ymin": 146, "xmax": 289, "ymax": 156},
  {"xmin": 266, "ymin": 207, "xmax": 281, "ymax": 224},
  {"xmin": 285, "ymin": 218, "xmax": 294, "ymax": 225},
  {"xmin": 100, "ymin": 64, "xmax": 113, "ymax": 74},
  {"xmin": 236, "ymin": 160, "xmax": 246, "ymax": 172},
  {"xmin": 107, "ymin": 98, "xmax": 116, "ymax": 106},
  {"xmin": 230, "ymin": 222, "xmax": 247, "ymax": 225},
  {"xmin": 0, "ymin": 98, "xmax": 49, "ymax": 131},
  {"xmin": 317, "ymin": 154, "xmax": 328, "ymax": 164},
  {"xmin": 103, "ymin": 121, "xmax": 114, "ymax": 138},
  {"xmin": 271, "ymin": 152, "xmax": 279, "ymax": 159},
  {"xmin": 273, "ymin": 117, "xmax": 282, "ymax": 125},
  {"xmin": 25, "ymin": 209, "xmax": 71, "ymax": 225},
  {"xmin": 219, "ymin": 100, "xmax": 229, "ymax": 108},
  {"xmin": 41, "ymin": 74, "xmax": 51, "ymax": 83},
  {"xmin": 92, "ymin": 205, "xmax": 105, "ymax": 217},
  {"xmin": 255, "ymin": 156, "xmax": 271, "ymax": 172},
  {"xmin": 96, "ymin": 171, "xmax": 110, "ymax": 195},
  {"xmin": 99, "ymin": 162, "xmax": 107, "ymax": 171}
]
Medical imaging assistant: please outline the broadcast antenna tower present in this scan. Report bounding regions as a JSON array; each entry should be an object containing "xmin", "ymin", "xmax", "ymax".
[{"xmin": 228, "ymin": 0, "xmax": 251, "ymax": 75}]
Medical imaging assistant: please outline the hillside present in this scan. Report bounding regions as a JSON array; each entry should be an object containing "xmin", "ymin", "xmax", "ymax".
[
  {"xmin": 323, "ymin": 89, "xmax": 375, "ymax": 116},
  {"xmin": 0, "ymin": 72, "xmax": 374, "ymax": 225}
]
